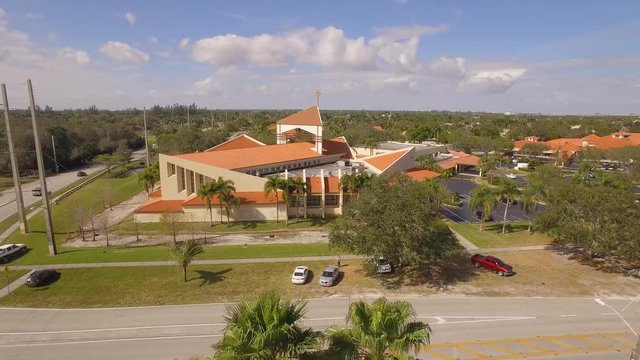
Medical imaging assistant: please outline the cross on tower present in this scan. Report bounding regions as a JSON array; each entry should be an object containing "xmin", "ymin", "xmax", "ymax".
[{"xmin": 315, "ymin": 89, "xmax": 321, "ymax": 107}]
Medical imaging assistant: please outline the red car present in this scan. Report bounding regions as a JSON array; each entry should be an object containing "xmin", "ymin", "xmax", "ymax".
[{"xmin": 470, "ymin": 254, "xmax": 513, "ymax": 276}]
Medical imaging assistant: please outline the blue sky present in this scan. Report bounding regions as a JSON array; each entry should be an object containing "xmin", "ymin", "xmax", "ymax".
[{"xmin": 1, "ymin": 0, "xmax": 639, "ymax": 114}]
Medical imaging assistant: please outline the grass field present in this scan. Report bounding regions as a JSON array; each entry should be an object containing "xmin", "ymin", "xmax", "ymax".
[
  {"xmin": 448, "ymin": 221, "xmax": 553, "ymax": 248},
  {"xmin": 1, "ymin": 270, "xmax": 29, "ymax": 288},
  {"xmin": 114, "ymin": 215, "xmax": 335, "ymax": 234},
  {"xmin": 3, "ymin": 250, "xmax": 639, "ymax": 308}
]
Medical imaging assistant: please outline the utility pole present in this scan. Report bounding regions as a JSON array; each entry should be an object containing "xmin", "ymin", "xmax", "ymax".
[
  {"xmin": 210, "ymin": 110, "xmax": 213, "ymax": 127},
  {"xmin": 187, "ymin": 106, "xmax": 190, "ymax": 128},
  {"xmin": 27, "ymin": 79, "xmax": 56, "ymax": 255},
  {"xmin": 1, "ymin": 84, "xmax": 28, "ymax": 234},
  {"xmin": 51, "ymin": 135, "xmax": 59, "ymax": 173},
  {"xmin": 143, "ymin": 107, "xmax": 150, "ymax": 167}
]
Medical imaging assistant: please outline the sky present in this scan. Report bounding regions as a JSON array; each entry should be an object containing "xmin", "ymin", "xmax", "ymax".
[{"xmin": 1, "ymin": 0, "xmax": 639, "ymax": 114}]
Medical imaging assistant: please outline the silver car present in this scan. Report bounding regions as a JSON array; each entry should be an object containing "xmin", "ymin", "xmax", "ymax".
[{"xmin": 318, "ymin": 265, "xmax": 339, "ymax": 287}]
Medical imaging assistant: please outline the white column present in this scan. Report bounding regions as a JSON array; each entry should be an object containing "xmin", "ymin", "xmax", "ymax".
[
  {"xmin": 338, "ymin": 168, "xmax": 343, "ymax": 215},
  {"xmin": 320, "ymin": 169, "xmax": 326, "ymax": 218},
  {"xmin": 302, "ymin": 168, "xmax": 308, "ymax": 219},
  {"xmin": 284, "ymin": 168, "xmax": 289, "ymax": 180}
]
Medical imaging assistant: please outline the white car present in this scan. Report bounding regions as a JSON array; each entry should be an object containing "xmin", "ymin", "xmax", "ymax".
[
  {"xmin": 291, "ymin": 266, "xmax": 309, "ymax": 285},
  {"xmin": 506, "ymin": 173, "xmax": 517, "ymax": 179},
  {"xmin": 0, "ymin": 243, "xmax": 27, "ymax": 264}
]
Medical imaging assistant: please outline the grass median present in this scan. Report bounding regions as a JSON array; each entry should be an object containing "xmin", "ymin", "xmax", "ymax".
[{"xmin": 448, "ymin": 221, "xmax": 553, "ymax": 248}]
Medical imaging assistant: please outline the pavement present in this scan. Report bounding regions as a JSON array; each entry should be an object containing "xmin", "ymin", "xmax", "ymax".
[{"xmin": 0, "ymin": 297, "xmax": 637, "ymax": 360}]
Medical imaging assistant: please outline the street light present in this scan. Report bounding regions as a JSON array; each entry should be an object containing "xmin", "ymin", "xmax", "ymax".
[{"xmin": 594, "ymin": 298, "xmax": 638, "ymax": 336}]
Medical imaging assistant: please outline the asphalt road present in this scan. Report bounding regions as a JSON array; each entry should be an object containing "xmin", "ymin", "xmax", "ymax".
[
  {"xmin": 0, "ymin": 150, "xmax": 146, "ymax": 226},
  {"xmin": 0, "ymin": 297, "xmax": 637, "ymax": 360}
]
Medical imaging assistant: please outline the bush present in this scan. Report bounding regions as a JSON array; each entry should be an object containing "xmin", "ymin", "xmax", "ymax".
[{"xmin": 108, "ymin": 166, "xmax": 130, "ymax": 178}]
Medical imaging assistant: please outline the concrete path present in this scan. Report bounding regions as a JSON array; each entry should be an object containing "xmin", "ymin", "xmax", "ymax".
[
  {"xmin": 7, "ymin": 254, "xmax": 363, "ymax": 271},
  {"xmin": 0, "ymin": 270, "xmax": 33, "ymax": 299},
  {"xmin": 449, "ymin": 227, "xmax": 478, "ymax": 250}
]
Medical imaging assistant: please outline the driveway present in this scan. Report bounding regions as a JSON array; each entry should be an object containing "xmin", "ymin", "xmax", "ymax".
[{"xmin": 441, "ymin": 176, "xmax": 541, "ymax": 224}]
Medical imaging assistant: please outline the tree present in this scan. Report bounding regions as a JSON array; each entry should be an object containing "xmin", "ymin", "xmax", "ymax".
[
  {"xmin": 92, "ymin": 153, "xmax": 119, "ymax": 173},
  {"xmin": 519, "ymin": 188, "xmax": 537, "ymax": 234},
  {"xmin": 98, "ymin": 212, "xmax": 111, "ymax": 246},
  {"xmin": 364, "ymin": 137, "xmax": 378, "ymax": 156},
  {"xmin": 115, "ymin": 140, "xmax": 132, "ymax": 165},
  {"xmin": 416, "ymin": 155, "xmax": 443, "ymax": 172},
  {"xmin": 468, "ymin": 184, "xmax": 497, "ymax": 232},
  {"xmin": 213, "ymin": 177, "xmax": 236, "ymax": 225},
  {"xmin": 496, "ymin": 179, "xmax": 520, "ymax": 234},
  {"xmin": 326, "ymin": 297, "xmax": 431, "ymax": 360},
  {"xmin": 290, "ymin": 177, "xmax": 309, "ymax": 222},
  {"xmin": 478, "ymin": 155, "xmax": 498, "ymax": 179},
  {"xmin": 278, "ymin": 179, "xmax": 294, "ymax": 226},
  {"xmin": 264, "ymin": 175, "xmax": 283, "ymax": 223},
  {"xmin": 138, "ymin": 164, "xmax": 160, "ymax": 196},
  {"xmin": 340, "ymin": 172, "xmax": 375, "ymax": 200},
  {"xmin": 170, "ymin": 239, "xmax": 204, "ymax": 282},
  {"xmin": 520, "ymin": 143, "xmax": 550, "ymax": 158},
  {"xmin": 330, "ymin": 174, "xmax": 458, "ymax": 269},
  {"xmin": 197, "ymin": 182, "xmax": 218, "ymax": 226},
  {"xmin": 160, "ymin": 212, "xmax": 184, "ymax": 245},
  {"xmin": 214, "ymin": 292, "xmax": 322, "ymax": 359},
  {"xmin": 219, "ymin": 188, "xmax": 240, "ymax": 227}
]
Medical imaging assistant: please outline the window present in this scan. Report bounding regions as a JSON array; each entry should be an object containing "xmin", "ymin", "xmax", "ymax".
[
  {"xmin": 325, "ymin": 195, "xmax": 339, "ymax": 206},
  {"xmin": 177, "ymin": 167, "xmax": 185, "ymax": 192},
  {"xmin": 167, "ymin": 163, "xmax": 176, "ymax": 176},
  {"xmin": 307, "ymin": 195, "xmax": 321, "ymax": 207},
  {"xmin": 198, "ymin": 174, "xmax": 204, "ymax": 186}
]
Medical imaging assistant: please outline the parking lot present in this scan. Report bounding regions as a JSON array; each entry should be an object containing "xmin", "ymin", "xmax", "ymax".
[{"xmin": 440, "ymin": 176, "xmax": 541, "ymax": 224}]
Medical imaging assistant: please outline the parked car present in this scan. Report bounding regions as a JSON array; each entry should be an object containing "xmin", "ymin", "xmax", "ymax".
[
  {"xmin": 376, "ymin": 257, "xmax": 393, "ymax": 274},
  {"xmin": 291, "ymin": 266, "xmax": 309, "ymax": 285},
  {"xmin": 506, "ymin": 173, "xmax": 517, "ymax": 179},
  {"xmin": 319, "ymin": 265, "xmax": 339, "ymax": 286},
  {"xmin": 0, "ymin": 243, "xmax": 27, "ymax": 264},
  {"xmin": 31, "ymin": 187, "xmax": 42, "ymax": 196},
  {"xmin": 500, "ymin": 197, "xmax": 518, "ymax": 205},
  {"xmin": 25, "ymin": 269, "xmax": 58, "ymax": 287},
  {"xmin": 76, "ymin": 171, "xmax": 87, "ymax": 177},
  {"xmin": 475, "ymin": 211, "xmax": 494, "ymax": 222},
  {"xmin": 470, "ymin": 254, "xmax": 513, "ymax": 276}
]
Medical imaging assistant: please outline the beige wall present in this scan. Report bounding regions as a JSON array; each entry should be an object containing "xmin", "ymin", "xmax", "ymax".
[
  {"xmin": 135, "ymin": 203, "xmax": 287, "ymax": 223},
  {"xmin": 159, "ymin": 154, "xmax": 268, "ymax": 200},
  {"xmin": 379, "ymin": 148, "xmax": 417, "ymax": 176}
]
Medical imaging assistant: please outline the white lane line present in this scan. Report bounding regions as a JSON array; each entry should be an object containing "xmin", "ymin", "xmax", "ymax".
[
  {"xmin": 560, "ymin": 314, "xmax": 577, "ymax": 317},
  {"xmin": 440, "ymin": 206, "xmax": 472, "ymax": 224},
  {"xmin": 0, "ymin": 323, "xmax": 225, "ymax": 335},
  {"xmin": 0, "ymin": 334, "xmax": 223, "ymax": 348},
  {"xmin": 305, "ymin": 317, "xmax": 343, "ymax": 321}
]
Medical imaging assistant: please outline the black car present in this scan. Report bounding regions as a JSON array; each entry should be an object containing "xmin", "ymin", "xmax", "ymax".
[
  {"xmin": 475, "ymin": 210, "xmax": 494, "ymax": 221},
  {"xmin": 76, "ymin": 171, "xmax": 87, "ymax": 177},
  {"xmin": 25, "ymin": 269, "xmax": 58, "ymax": 287}
]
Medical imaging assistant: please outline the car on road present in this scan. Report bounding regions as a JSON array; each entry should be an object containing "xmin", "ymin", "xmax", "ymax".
[
  {"xmin": 475, "ymin": 211, "xmax": 494, "ymax": 222},
  {"xmin": 0, "ymin": 243, "xmax": 27, "ymax": 264},
  {"xmin": 31, "ymin": 187, "xmax": 42, "ymax": 196},
  {"xmin": 376, "ymin": 257, "xmax": 393, "ymax": 274},
  {"xmin": 25, "ymin": 269, "xmax": 58, "ymax": 287},
  {"xmin": 470, "ymin": 254, "xmax": 513, "ymax": 276},
  {"xmin": 319, "ymin": 265, "xmax": 339, "ymax": 286},
  {"xmin": 76, "ymin": 171, "xmax": 87, "ymax": 177},
  {"xmin": 291, "ymin": 266, "xmax": 309, "ymax": 284},
  {"xmin": 506, "ymin": 173, "xmax": 517, "ymax": 179}
]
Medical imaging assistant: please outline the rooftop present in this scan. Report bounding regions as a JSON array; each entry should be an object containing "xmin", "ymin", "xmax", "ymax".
[{"xmin": 277, "ymin": 105, "xmax": 322, "ymax": 126}]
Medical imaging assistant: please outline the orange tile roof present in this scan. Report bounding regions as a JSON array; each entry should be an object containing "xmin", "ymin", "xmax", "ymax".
[
  {"xmin": 361, "ymin": 148, "xmax": 412, "ymax": 173},
  {"xmin": 544, "ymin": 138, "xmax": 583, "ymax": 150},
  {"xmin": 182, "ymin": 191, "xmax": 283, "ymax": 205},
  {"xmin": 513, "ymin": 140, "xmax": 540, "ymax": 150},
  {"xmin": 306, "ymin": 176, "xmax": 341, "ymax": 194},
  {"xmin": 438, "ymin": 152, "xmax": 480, "ymax": 169},
  {"xmin": 277, "ymin": 105, "xmax": 322, "ymax": 126},
  {"xmin": 149, "ymin": 188, "xmax": 162, "ymax": 198},
  {"xmin": 581, "ymin": 133, "xmax": 601, "ymax": 141},
  {"xmin": 372, "ymin": 125, "xmax": 384, "ymax": 132},
  {"xmin": 322, "ymin": 137, "xmax": 353, "ymax": 159},
  {"xmin": 174, "ymin": 142, "xmax": 324, "ymax": 170},
  {"xmin": 206, "ymin": 134, "xmax": 265, "ymax": 152},
  {"xmin": 405, "ymin": 168, "xmax": 441, "ymax": 181},
  {"xmin": 134, "ymin": 199, "xmax": 184, "ymax": 213}
]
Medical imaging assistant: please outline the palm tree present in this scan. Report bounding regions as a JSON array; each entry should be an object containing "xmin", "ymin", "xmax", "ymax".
[
  {"xmin": 423, "ymin": 179, "xmax": 447, "ymax": 208},
  {"xmin": 290, "ymin": 177, "xmax": 309, "ymax": 222},
  {"xmin": 264, "ymin": 175, "xmax": 282, "ymax": 223},
  {"xmin": 214, "ymin": 292, "xmax": 322, "ymax": 359},
  {"xmin": 170, "ymin": 239, "xmax": 204, "ymax": 282},
  {"xmin": 138, "ymin": 165, "xmax": 159, "ymax": 196},
  {"xmin": 496, "ymin": 179, "xmax": 520, "ymax": 234},
  {"xmin": 340, "ymin": 173, "xmax": 359, "ymax": 200},
  {"xmin": 214, "ymin": 177, "xmax": 236, "ymax": 225},
  {"xmin": 278, "ymin": 179, "xmax": 294, "ymax": 226},
  {"xmin": 520, "ymin": 188, "xmax": 537, "ymax": 234},
  {"xmin": 364, "ymin": 137, "xmax": 378, "ymax": 156},
  {"xmin": 197, "ymin": 182, "xmax": 217, "ymax": 226},
  {"xmin": 468, "ymin": 184, "xmax": 497, "ymax": 232},
  {"xmin": 219, "ymin": 189, "xmax": 241, "ymax": 227},
  {"xmin": 416, "ymin": 155, "xmax": 443, "ymax": 172},
  {"xmin": 326, "ymin": 297, "xmax": 431, "ymax": 360}
]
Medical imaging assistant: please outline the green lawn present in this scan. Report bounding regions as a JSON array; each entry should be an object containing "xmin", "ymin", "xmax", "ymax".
[
  {"xmin": 114, "ymin": 215, "xmax": 335, "ymax": 234},
  {"xmin": 0, "ymin": 260, "xmax": 374, "ymax": 308},
  {"xmin": 448, "ymin": 221, "xmax": 554, "ymax": 248},
  {"xmin": 1, "ymin": 270, "xmax": 29, "ymax": 287}
]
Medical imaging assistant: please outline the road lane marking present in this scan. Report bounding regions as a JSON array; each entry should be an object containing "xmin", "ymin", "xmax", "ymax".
[
  {"xmin": 0, "ymin": 334, "xmax": 223, "ymax": 348},
  {"xmin": 560, "ymin": 314, "xmax": 577, "ymax": 317},
  {"xmin": 0, "ymin": 323, "xmax": 226, "ymax": 335}
]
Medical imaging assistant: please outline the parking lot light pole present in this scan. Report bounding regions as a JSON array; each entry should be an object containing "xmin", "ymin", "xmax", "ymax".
[{"xmin": 594, "ymin": 298, "xmax": 637, "ymax": 336}]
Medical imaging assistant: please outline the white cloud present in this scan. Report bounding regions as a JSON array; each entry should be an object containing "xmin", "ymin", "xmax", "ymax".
[
  {"xmin": 191, "ymin": 26, "xmax": 436, "ymax": 72},
  {"xmin": 124, "ymin": 12, "xmax": 136, "ymax": 26},
  {"xmin": 371, "ymin": 76, "xmax": 419, "ymax": 92},
  {"xmin": 156, "ymin": 50, "xmax": 172, "ymax": 58},
  {"xmin": 58, "ymin": 47, "xmax": 91, "ymax": 66},
  {"xmin": 99, "ymin": 41, "xmax": 149, "ymax": 64},
  {"xmin": 179, "ymin": 38, "xmax": 190, "ymax": 49},
  {"xmin": 373, "ymin": 24, "xmax": 448, "ymax": 41},
  {"xmin": 48, "ymin": 32, "xmax": 58, "ymax": 41},
  {"xmin": 0, "ymin": 8, "xmax": 5, "ymax": 18},
  {"xmin": 429, "ymin": 56, "xmax": 466, "ymax": 79},
  {"xmin": 25, "ymin": 12, "xmax": 44, "ymax": 20},
  {"xmin": 148, "ymin": 36, "xmax": 158, "ymax": 45},
  {"xmin": 460, "ymin": 68, "xmax": 527, "ymax": 93}
]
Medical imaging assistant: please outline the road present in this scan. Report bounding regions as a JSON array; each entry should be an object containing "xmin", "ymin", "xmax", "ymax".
[
  {"xmin": 0, "ymin": 150, "xmax": 146, "ymax": 226},
  {"xmin": 0, "ymin": 297, "xmax": 637, "ymax": 360}
]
